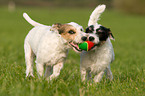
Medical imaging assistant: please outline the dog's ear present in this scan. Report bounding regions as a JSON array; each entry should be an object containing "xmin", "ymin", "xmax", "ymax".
[
  {"xmin": 53, "ymin": 23, "xmax": 62, "ymax": 29},
  {"xmin": 109, "ymin": 31, "xmax": 115, "ymax": 41},
  {"xmin": 104, "ymin": 27, "xmax": 115, "ymax": 41},
  {"xmin": 52, "ymin": 23, "xmax": 64, "ymax": 34},
  {"xmin": 97, "ymin": 26, "xmax": 115, "ymax": 41}
]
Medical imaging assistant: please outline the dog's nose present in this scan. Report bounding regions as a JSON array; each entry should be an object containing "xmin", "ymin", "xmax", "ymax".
[
  {"xmin": 81, "ymin": 36, "xmax": 87, "ymax": 41},
  {"xmin": 89, "ymin": 36, "xmax": 95, "ymax": 41}
]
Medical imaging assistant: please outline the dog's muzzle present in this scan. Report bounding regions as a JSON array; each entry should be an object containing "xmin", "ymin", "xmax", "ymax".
[
  {"xmin": 81, "ymin": 36, "xmax": 95, "ymax": 42},
  {"xmin": 69, "ymin": 41, "xmax": 82, "ymax": 52}
]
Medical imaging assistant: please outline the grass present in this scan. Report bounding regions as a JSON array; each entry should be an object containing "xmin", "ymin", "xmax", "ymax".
[{"xmin": 0, "ymin": 6, "xmax": 145, "ymax": 96}]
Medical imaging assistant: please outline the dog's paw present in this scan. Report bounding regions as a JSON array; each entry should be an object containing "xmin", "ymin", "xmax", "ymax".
[{"xmin": 26, "ymin": 73, "xmax": 35, "ymax": 78}]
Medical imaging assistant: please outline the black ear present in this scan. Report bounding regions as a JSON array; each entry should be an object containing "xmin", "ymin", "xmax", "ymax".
[
  {"xmin": 109, "ymin": 31, "xmax": 115, "ymax": 41},
  {"xmin": 97, "ymin": 26, "xmax": 115, "ymax": 41},
  {"xmin": 101, "ymin": 26, "xmax": 115, "ymax": 40},
  {"xmin": 106, "ymin": 28, "xmax": 115, "ymax": 41}
]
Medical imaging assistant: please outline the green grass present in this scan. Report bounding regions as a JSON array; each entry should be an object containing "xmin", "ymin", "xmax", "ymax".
[{"xmin": 0, "ymin": 6, "xmax": 145, "ymax": 96}]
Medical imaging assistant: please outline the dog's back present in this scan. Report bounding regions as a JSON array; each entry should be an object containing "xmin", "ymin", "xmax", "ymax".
[{"xmin": 25, "ymin": 26, "xmax": 52, "ymax": 54}]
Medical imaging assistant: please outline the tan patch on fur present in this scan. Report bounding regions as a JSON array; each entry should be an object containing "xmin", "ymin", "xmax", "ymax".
[{"xmin": 57, "ymin": 24, "xmax": 78, "ymax": 42}]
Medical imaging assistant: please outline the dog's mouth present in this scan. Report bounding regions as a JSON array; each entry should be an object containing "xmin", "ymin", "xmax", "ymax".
[
  {"xmin": 89, "ymin": 42, "xmax": 101, "ymax": 50},
  {"xmin": 69, "ymin": 41, "xmax": 100, "ymax": 52},
  {"xmin": 69, "ymin": 41, "xmax": 82, "ymax": 53}
]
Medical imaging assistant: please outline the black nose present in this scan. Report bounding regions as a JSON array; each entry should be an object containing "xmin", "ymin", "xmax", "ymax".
[
  {"xmin": 81, "ymin": 36, "xmax": 87, "ymax": 41},
  {"xmin": 89, "ymin": 36, "xmax": 95, "ymax": 41}
]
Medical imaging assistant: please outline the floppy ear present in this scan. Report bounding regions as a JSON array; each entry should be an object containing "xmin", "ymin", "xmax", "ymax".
[
  {"xmin": 53, "ymin": 23, "xmax": 62, "ymax": 29},
  {"xmin": 52, "ymin": 23, "xmax": 64, "ymax": 34},
  {"xmin": 109, "ymin": 31, "xmax": 115, "ymax": 41},
  {"xmin": 100, "ymin": 26, "xmax": 115, "ymax": 41},
  {"xmin": 88, "ymin": 5, "xmax": 106, "ymax": 26}
]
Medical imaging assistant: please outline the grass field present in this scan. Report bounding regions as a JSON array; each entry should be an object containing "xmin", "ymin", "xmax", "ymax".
[{"xmin": 0, "ymin": 6, "xmax": 145, "ymax": 96}]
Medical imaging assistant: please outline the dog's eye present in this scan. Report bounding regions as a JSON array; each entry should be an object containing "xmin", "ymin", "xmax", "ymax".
[
  {"xmin": 96, "ymin": 28, "xmax": 103, "ymax": 33},
  {"xmin": 80, "ymin": 28, "xmax": 83, "ymax": 31},
  {"xmin": 96, "ymin": 28, "xmax": 100, "ymax": 32},
  {"xmin": 86, "ymin": 27, "xmax": 93, "ymax": 33},
  {"xmin": 68, "ymin": 30, "xmax": 76, "ymax": 34}
]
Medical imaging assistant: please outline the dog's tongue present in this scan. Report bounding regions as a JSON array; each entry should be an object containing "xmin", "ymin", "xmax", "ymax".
[
  {"xmin": 69, "ymin": 42, "xmax": 82, "ymax": 52},
  {"xmin": 78, "ymin": 41, "xmax": 94, "ymax": 51},
  {"xmin": 70, "ymin": 42, "xmax": 79, "ymax": 49}
]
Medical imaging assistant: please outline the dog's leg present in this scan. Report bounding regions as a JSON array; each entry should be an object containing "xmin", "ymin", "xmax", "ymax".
[
  {"xmin": 80, "ymin": 68, "xmax": 86, "ymax": 82},
  {"xmin": 24, "ymin": 41, "xmax": 34, "ymax": 77},
  {"xmin": 36, "ymin": 62, "xmax": 44, "ymax": 77},
  {"xmin": 47, "ymin": 62, "xmax": 63, "ymax": 81},
  {"xmin": 93, "ymin": 71, "xmax": 104, "ymax": 83},
  {"xmin": 106, "ymin": 65, "xmax": 113, "ymax": 81},
  {"xmin": 87, "ymin": 70, "xmax": 92, "ymax": 80},
  {"xmin": 44, "ymin": 66, "xmax": 52, "ymax": 78}
]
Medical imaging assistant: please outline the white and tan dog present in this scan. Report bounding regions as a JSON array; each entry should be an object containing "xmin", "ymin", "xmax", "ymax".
[
  {"xmin": 80, "ymin": 5, "xmax": 115, "ymax": 83},
  {"xmin": 23, "ymin": 13, "xmax": 85, "ymax": 81}
]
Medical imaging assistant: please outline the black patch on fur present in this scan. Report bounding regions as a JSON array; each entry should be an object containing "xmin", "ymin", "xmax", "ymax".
[
  {"xmin": 86, "ymin": 25, "xmax": 94, "ymax": 33},
  {"xmin": 96, "ymin": 26, "xmax": 111, "ymax": 41}
]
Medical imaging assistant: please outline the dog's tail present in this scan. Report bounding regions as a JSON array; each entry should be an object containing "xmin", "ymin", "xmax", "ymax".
[
  {"xmin": 23, "ymin": 13, "xmax": 44, "ymax": 26},
  {"xmin": 88, "ymin": 5, "xmax": 106, "ymax": 26}
]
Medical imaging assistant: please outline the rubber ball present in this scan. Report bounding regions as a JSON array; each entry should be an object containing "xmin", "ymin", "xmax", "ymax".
[{"xmin": 78, "ymin": 41, "xmax": 94, "ymax": 51}]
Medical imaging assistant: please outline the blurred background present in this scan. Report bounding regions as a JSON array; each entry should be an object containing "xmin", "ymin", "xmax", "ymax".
[{"xmin": 0, "ymin": 0, "xmax": 145, "ymax": 14}]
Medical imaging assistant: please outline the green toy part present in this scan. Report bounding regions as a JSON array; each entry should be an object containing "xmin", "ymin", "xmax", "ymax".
[
  {"xmin": 78, "ymin": 41, "xmax": 94, "ymax": 51},
  {"xmin": 78, "ymin": 42, "xmax": 88, "ymax": 51}
]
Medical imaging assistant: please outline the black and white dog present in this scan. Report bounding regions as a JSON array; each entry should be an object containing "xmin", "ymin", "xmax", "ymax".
[{"xmin": 80, "ymin": 5, "xmax": 115, "ymax": 83}]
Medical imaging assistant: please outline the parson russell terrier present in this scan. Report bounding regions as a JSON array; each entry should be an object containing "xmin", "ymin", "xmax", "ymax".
[
  {"xmin": 23, "ymin": 13, "xmax": 86, "ymax": 81},
  {"xmin": 80, "ymin": 5, "xmax": 115, "ymax": 83}
]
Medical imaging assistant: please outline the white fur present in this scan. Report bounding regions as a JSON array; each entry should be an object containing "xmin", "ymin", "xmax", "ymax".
[
  {"xmin": 80, "ymin": 39, "xmax": 114, "ymax": 82},
  {"xmin": 88, "ymin": 5, "xmax": 106, "ymax": 27},
  {"xmin": 23, "ymin": 13, "xmax": 45, "ymax": 26},
  {"xmin": 80, "ymin": 5, "xmax": 115, "ymax": 83},
  {"xmin": 23, "ymin": 13, "xmax": 85, "ymax": 81}
]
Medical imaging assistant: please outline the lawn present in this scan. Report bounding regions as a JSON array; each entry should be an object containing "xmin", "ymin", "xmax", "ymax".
[{"xmin": 0, "ymin": 6, "xmax": 145, "ymax": 96}]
